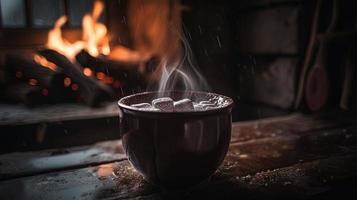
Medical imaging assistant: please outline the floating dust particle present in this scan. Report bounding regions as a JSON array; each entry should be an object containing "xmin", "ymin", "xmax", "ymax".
[{"xmin": 239, "ymin": 154, "xmax": 249, "ymax": 159}]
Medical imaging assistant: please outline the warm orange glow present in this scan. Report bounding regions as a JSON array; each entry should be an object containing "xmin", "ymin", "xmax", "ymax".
[
  {"xmin": 123, "ymin": 0, "xmax": 182, "ymax": 81},
  {"xmin": 97, "ymin": 164, "xmax": 114, "ymax": 177},
  {"xmin": 83, "ymin": 67, "xmax": 93, "ymax": 77},
  {"xmin": 46, "ymin": 0, "xmax": 110, "ymax": 60},
  {"xmin": 44, "ymin": 0, "xmax": 182, "ymax": 86},
  {"xmin": 29, "ymin": 79, "xmax": 38, "ymax": 86},
  {"xmin": 82, "ymin": 0, "xmax": 110, "ymax": 57},
  {"xmin": 46, "ymin": 16, "xmax": 84, "ymax": 60},
  {"xmin": 33, "ymin": 54, "xmax": 58, "ymax": 71},
  {"xmin": 71, "ymin": 83, "xmax": 79, "ymax": 91},
  {"xmin": 109, "ymin": 46, "xmax": 150, "ymax": 64},
  {"xmin": 103, "ymin": 76, "xmax": 114, "ymax": 84},
  {"xmin": 96, "ymin": 72, "xmax": 106, "ymax": 80},
  {"xmin": 64, "ymin": 77, "xmax": 72, "ymax": 87}
]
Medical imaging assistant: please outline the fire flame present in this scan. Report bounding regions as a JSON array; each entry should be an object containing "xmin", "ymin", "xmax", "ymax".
[
  {"xmin": 42, "ymin": 0, "xmax": 207, "ymax": 93},
  {"xmin": 46, "ymin": 0, "xmax": 109, "ymax": 60},
  {"xmin": 82, "ymin": 0, "xmax": 110, "ymax": 57},
  {"xmin": 46, "ymin": 16, "xmax": 84, "ymax": 60}
]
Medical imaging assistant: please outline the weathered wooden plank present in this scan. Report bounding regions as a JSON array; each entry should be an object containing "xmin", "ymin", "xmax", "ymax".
[
  {"xmin": 0, "ymin": 123, "xmax": 355, "ymax": 199},
  {"xmin": 0, "ymin": 160, "xmax": 158, "ymax": 200},
  {"xmin": 0, "ymin": 140, "xmax": 125, "ymax": 181},
  {"xmin": 0, "ymin": 113, "xmax": 307, "ymax": 179},
  {"xmin": 224, "ymin": 126, "xmax": 357, "ymax": 177},
  {"xmin": 231, "ymin": 113, "xmax": 343, "ymax": 143},
  {"xmin": 234, "ymin": 155, "xmax": 357, "ymax": 198},
  {"xmin": 0, "ymin": 116, "xmax": 120, "ymax": 154},
  {"xmin": 0, "ymin": 102, "xmax": 121, "ymax": 153},
  {"xmin": 0, "ymin": 102, "xmax": 119, "ymax": 126},
  {"xmin": 151, "ymin": 155, "xmax": 357, "ymax": 200},
  {"xmin": 122, "ymin": 133, "xmax": 357, "ymax": 199},
  {"xmin": 1, "ymin": 113, "xmax": 341, "ymax": 178},
  {"xmin": 109, "ymin": 130, "xmax": 357, "ymax": 200}
]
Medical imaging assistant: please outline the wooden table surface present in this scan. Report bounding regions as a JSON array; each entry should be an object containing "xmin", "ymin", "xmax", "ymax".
[{"xmin": 0, "ymin": 113, "xmax": 356, "ymax": 199}]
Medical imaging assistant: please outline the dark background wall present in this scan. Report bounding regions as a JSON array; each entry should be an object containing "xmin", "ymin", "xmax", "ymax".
[{"xmin": 182, "ymin": 0, "xmax": 313, "ymax": 120}]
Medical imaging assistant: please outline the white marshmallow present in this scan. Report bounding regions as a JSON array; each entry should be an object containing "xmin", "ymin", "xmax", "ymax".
[
  {"xmin": 174, "ymin": 98, "xmax": 194, "ymax": 111},
  {"xmin": 152, "ymin": 97, "xmax": 174, "ymax": 112},
  {"xmin": 194, "ymin": 104, "xmax": 205, "ymax": 111},
  {"xmin": 194, "ymin": 103, "xmax": 217, "ymax": 111},
  {"xmin": 131, "ymin": 103, "xmax": 152, "ymax": 109}
]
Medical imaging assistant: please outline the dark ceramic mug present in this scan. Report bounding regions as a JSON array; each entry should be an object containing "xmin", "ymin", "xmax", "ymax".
[{"xmin": 118, "ymin": 91, "xmax": 233, "ymax": 188}]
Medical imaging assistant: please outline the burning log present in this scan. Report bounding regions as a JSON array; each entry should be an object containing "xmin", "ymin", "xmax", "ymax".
[
  {"xmin": 4, "ymin": 54, "xmax": 67, "ymax": 102},
  {"xmin": 38, "ymin": 49, "xmax": 114, "ymax": 106},
  {"xmin": 2, "ymin": 83, "xmax": 47, "ymax": 106},
  {"xmin": 76, "ymin": 50, "xmax": 145, "ymax": 86},
  {"xmin": 76, "ymin": 49, "xmax": 140, "ymax": 71},
  {"xmin": 75, "ymin": 50, "xmax": 151, "ymax": 95}
]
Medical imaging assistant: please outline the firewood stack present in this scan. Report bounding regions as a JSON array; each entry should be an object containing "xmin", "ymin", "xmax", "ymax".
[{"xmin": 0, "ymin": 49, "xmax": 149, "ymax": 107}]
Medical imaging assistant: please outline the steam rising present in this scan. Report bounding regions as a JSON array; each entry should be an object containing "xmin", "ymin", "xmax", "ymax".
[{"xmin": 157, "ymin": 31, "xmax": 210, "ymax": 93}]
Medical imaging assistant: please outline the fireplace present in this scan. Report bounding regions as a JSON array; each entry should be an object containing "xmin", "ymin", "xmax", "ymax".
[
  {"xmin": 1, "ymin": 0, "xmax": 357, "ymax": 150},
  {"xmin": 0, "ymin": 0, "xmax": 166, "ymax": 107}
]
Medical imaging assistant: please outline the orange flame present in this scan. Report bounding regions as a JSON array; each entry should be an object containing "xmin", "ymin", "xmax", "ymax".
[
  {"xmin": 63, "ymin": 77, "xmax": 72, "ymax": 87},
  {"xmin": 46, "ymin": 0, "xmax": 109, "ymax": 60},
  {"xmin": 29, "ymin": 79, "xmax": 38, "ymax": 86},
  {"xmin": 47, "ymin": 16, "xmax": 84, "ymax": 60},
  {"xmin": 82, "ymin": 0, "xmax": 110, "ymax": 57}
]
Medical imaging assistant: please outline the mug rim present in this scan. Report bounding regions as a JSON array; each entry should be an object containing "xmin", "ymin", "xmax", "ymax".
[{"xmin": 117, "ymin": 91, "xmax": 234, "ymax": 117}]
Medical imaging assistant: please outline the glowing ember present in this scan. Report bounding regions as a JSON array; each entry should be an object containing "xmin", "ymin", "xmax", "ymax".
[
  {"xmin": 83, "ymin": 67, "xmax": 93, "ymax": 77},
  {"xmin": 96, "ymin": 72, "xmax": 106, "ymax": 80},
  {"xmin": 41, "ymin": 88, "xmax": 49, "ymax": 96},
  {"xmin": 96, "ymin": 164, "xmax": 114, "ymax": 177},
  {"xmin": 71, "ymin": 83, "xmax": 79, "ymax": 91},
  {"xmin": 63, "ymin": 77, "xmax": 72, "ymax": 87},
  {"xmin": 33, "ymin": 54, "xmax": 58, "ymax": 71},
  {"xmin": 29, "ymin": 79, "xmax": 38, "ymax": 86}
]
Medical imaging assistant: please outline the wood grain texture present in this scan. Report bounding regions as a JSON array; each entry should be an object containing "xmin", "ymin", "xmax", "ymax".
[
  {"xmin": 0, "ymin": 102, "xmax": 118, "ymax": 125},
  {"xmin": 0, "ymin": 140, "xmax": 125, "ymax": 181},
  {"xmin": 0, "ymin": 114, "xmax": 356, "ymax": 199}
]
